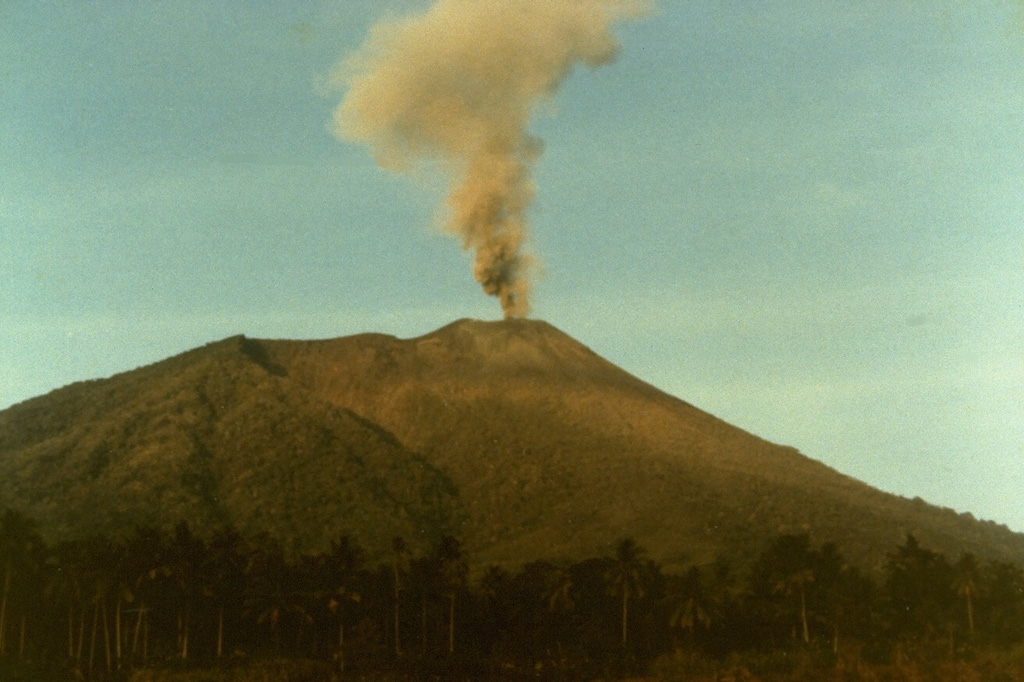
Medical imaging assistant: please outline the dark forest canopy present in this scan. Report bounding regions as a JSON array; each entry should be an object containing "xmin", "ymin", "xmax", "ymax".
[{"xmin": 2, "ymin": 508, "xmax": 1024, "ymax": 682}]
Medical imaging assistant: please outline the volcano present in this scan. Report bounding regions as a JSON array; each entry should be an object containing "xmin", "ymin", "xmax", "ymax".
[{"xmin": 1, "ymin": 318, "xmax": 1021, "ymax": 570}]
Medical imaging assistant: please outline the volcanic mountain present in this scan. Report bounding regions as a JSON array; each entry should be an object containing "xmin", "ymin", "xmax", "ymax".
[{"xmin": 1, "ymin": 318, "xmax": 1021, "ymax": 571}]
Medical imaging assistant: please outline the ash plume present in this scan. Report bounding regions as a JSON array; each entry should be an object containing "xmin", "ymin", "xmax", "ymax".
[{"xmin": 331, "ymin": 0, "xmax": 649, "ymax": 318}]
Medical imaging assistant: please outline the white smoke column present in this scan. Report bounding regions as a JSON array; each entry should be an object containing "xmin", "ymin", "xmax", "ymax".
[{"xmin": 332, "ymin": 0, "xmax": 649, "ymax": 318}]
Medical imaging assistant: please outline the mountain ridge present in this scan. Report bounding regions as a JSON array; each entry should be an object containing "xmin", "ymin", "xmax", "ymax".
[{"xmin": 1, "ymin": 319, "xmax": 1021, "ymax": 571}]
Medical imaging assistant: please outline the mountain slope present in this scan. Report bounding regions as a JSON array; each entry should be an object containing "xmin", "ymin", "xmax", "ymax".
[
  {"xmin": 1, "ymin": 319, "xmax": 1021, "ymax": 570},
  {"xmin": 0, "ymin": 336, "xmax": 462, "ymax": 557}
]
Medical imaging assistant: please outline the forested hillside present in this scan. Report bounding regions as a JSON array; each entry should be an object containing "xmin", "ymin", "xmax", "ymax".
[{"xmin": 2, "ymin": 319, "xmax": 1022, "ymax": 574}]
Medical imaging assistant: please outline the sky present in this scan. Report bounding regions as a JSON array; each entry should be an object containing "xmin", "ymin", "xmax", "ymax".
[{"xmin": 3, "ymin": 2, "xmax": 1023, "ymax": 532}]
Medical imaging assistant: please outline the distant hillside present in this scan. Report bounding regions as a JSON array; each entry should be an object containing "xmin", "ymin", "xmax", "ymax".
[{"xmin": 1, "ymin": 318, "xmax": 1021, "ymax": 570}]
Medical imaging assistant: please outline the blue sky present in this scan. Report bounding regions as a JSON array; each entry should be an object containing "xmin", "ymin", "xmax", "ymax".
[{"xmin": 3, "ymin": 2, "xmax": 1023, "ymax": 532}]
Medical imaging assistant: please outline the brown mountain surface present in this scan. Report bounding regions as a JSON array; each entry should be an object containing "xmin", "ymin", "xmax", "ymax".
[{"xmin": 1, "ymin": 318, "xmax": 1021, "ymax": 571}]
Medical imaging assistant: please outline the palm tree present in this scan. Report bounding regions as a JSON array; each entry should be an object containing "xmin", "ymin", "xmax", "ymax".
[
  {"xmin": 0, "ymin": 508, "xmax": 44, "ymax": 656},
  {"xmin": 328, "ymin": 583, "xmax": 361, "ymax": 674},
  {"xmin": 6, "ymin": 527, "xmax": 46, "ymax": 661},
  {"xmin": 815, "ymin": 553, "xmax": 872, "ymax": 656},
  {"xmin": 79, "ymin": 534, "xmax": 118, "ymax": 676},
  {"xmin": 435, "ymin": 536, "xmax": 466, "ymax": 656},
  {"xmin": 391, "ymin": 537, "xmax": 408, "ymax": 657},
  {"xmin": 408, "ymin": 554, "xmax": 440, "ymax": 655},
  {"xmin": 51, "ymin": 540, "xmax": 89, "ymax": 663},
  {"xmin": 753, "ymin": 534, "xmax": 820, "ymax": 646},
  {"xmin": 981, "ymin": 560, "xmax": 1024, "ymax": 646},
  {"xmin": 608, "ymin": 538, "xmax": 646, "ymax": 649},
  {"xmin": 774, "ymin": 568, "xmax": 814, "ymax": 644},
  {"xmin": 668, "ymin": 567, "xmax": 711, "ymax": 650},
  {"xmin": 206, "ymin": 527, "xmax": 248, "ymax": 660},
  {"xmin": 955, "ymin": 552, "xmax": 980, "ymax": 639},
  {"xmin": 884, "ymin": 534, "xmax": 956, "ymax": 639},
  {"xmin": 165, "ymin": 521, "xmax": 208, "ymax": 661},
  {"xmin": 110, "ymin": 541, "xmax": 135, "ymax": 671},
  {"xmin": 324, "ymin": 536, "xmax": 363, "ymax": 672},
  {"xmin": 291, "ymin": 554, "xmax": 325, "ymax": 654},
  {"xmin": 244, "ymin": 539, "xmax": 310, "ymax": 654},
  {"xmin": 122, "ymin": 526, "xmax": 171, "ymax": 667},
  {"xmin": 543, "ymin": 564, "xmax": 574, "ymax": 616},
  {"xmin": 541, "ymin": 563, "xmax": 574, "ymax": 671},
  {"xmin": 477, "ymin": 565, "xmax": 513, "ymax": 660}
]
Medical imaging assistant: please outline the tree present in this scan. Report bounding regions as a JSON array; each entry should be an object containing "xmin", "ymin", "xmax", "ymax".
[
  {"xmin": 109, "ymin": 538, "xmax": 134, "ymax": 670},
  {"xmin": 435, "ymin": 536, "xmax": 467, "ymax": 656},
  {"xmin": 667, "ymin": 566, "xmax": 711, "ymax": 650},
  {"xmin": 121, "ymin": 526, "xmax": 178, "ymax": 667},
  {"xmin": 820, "ymin": 557, "xmax": 874, "ymax": 655},
  {"xmin": 543, "ymin": 563, "xmax": 574, "ymax": 619},
  {"xmin": 954, "ymin": 553, "xmax": 980, "ymax": 639},
  {"xmin": 0, "ymin": 509, "xmax": 44, "ymax": 657},
  {"xmin": 325, "ymin": 537, "xmax": 362, "ymax": 674},
  {"xmin": 206, "ymin": 526, "xmax": 248, "ymax": 660},
  {"xmin": 978, "ymin": 560, "xmax": 1024, "ymax": 646},
  {"xmin": 884, "ymin": 534, "xmax": 955, "ymax": 642},
  {"xmin": 608, "ymin": 538, "xmax": 646, "ymax": 649},
  {"xmin": 51, "ymin": 539, "xmax": 90, "ymax": 663},
  {"xmin": 244, "ymin": 537, "xmax": 310, "ymax": 655},
  {"xmin": 408, "ymin": 553, "xmax": 440, "ymax": 655},
  {"xmin": 390, "ymin": 537, "xmax": 408, "ymax": 657},
  {"xmin": 165, "ymin": 521, "xmax": 208, "ymax": 662},
  {"xmin": 699, "ymin": 556, "xmax": 748, "ymax": 656},
  {"xmin": 541, "ymin": 562, "xmax": 575, "ymax": 671},
  {"xmin": 475, "ymin": 565, "xmax": 517, "ymax": 664},
  {"xmin": 79, "ymin": 534, "xmax": 118, "ymax": 676},
  {"xmin": 749, "ymin": 534, "xmax": 844, "ymax": 647}
]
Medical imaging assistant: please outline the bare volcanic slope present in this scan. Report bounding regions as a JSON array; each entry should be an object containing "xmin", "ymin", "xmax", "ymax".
[{"xmin": 1, "ymin": 318, "xmax": 1021, "ymax": 570}]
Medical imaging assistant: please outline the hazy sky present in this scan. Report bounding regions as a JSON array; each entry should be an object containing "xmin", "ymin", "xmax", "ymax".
[{"xmin": 4, "ymin": 2, "xmax": 1023, "ymax": 532}]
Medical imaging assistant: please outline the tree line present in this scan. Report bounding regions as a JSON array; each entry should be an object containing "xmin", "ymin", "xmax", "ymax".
[{"xmin": 2, "ymin": 507, "xmax": 1024, "ymax": 681}]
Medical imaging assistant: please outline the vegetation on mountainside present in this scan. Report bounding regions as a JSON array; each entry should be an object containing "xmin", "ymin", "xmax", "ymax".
[
  {"xmin": 2, "ymin": 507, "xmax": 1024, "ymax": 682},
  {"xmin": 1, "ymin": 326, "xmax": 1022, "ymax": 575},
  {"xmin": 0, "ymin": 337, "xmax": 463, "ymax": 560}
]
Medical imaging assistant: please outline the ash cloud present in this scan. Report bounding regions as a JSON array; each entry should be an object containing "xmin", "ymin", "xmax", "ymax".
[{"xmin": 331, "ymin": 0, "xmax": 649, "ymax": 318}]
